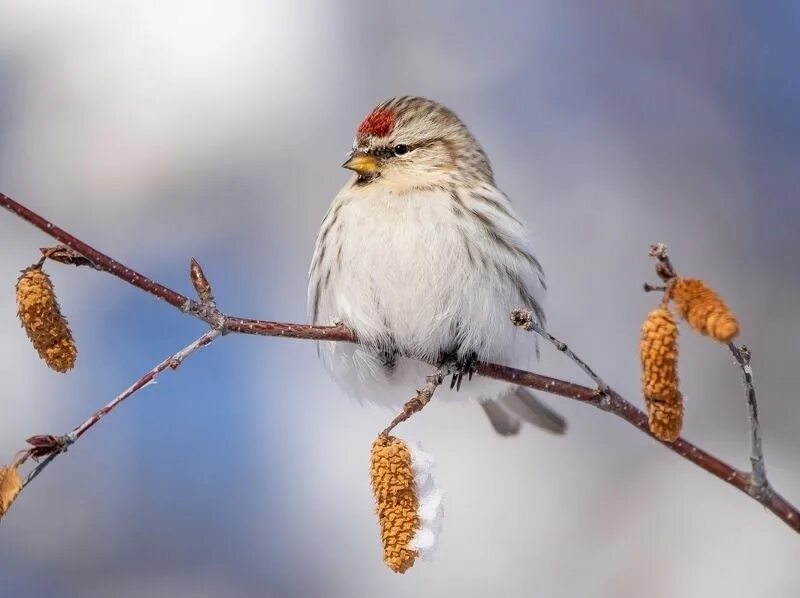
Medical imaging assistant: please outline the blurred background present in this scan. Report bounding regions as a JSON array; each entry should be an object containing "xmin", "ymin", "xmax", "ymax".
[{"xmin": 1, "ymin": 1, "xmax": 799, "ymax": 596}]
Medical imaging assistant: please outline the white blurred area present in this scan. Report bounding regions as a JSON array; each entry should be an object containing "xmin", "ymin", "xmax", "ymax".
[{"xmin": 1, "ymin": 1, "xmax": 799, "ymax": 597}]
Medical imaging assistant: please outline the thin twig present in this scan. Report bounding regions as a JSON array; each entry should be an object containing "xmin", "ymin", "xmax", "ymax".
[
  {"xmin": 643, "ymin": 282, "xmax": 667, "ymax": 293},
  {"xmin": 2, "ymin": 191, "xmax": 799, "ymax": 535},
  {"xmin": 19, "ymin": 329, "xmax": 222, "ymax": 490},
  {"xmin": 382, "ymin": 364, "xmax": 456, "ymax": 436},
  {"xmin": 511, "ymin": 308, "xmax": 611, "ymax": 396},
  {"xmin": 728, "ymin": 343, "xmax": 769, "ymax": 496}
]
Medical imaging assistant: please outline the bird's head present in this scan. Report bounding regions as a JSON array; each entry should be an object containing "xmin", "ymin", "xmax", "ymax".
[{"xmin": 343, "ymin": 96, "xmax": 494, "ymax": 192}]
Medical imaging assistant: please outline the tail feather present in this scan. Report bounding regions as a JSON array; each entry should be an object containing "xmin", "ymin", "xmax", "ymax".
[
  {"xmin": 480, "ymin": 400, "xmax": 522, "ymax": 436},
  {"xmin": 502, "ymin": 388, "xmax": 567, "ymax": 434},
  {"xmin": 481, "ymin": 387, "xmax": 567, "ymax": 436}
]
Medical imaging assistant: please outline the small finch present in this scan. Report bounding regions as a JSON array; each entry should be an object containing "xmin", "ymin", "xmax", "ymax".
[{"xmin": 308, "ymin": 97, "xmax": 565, "ymax": 435}]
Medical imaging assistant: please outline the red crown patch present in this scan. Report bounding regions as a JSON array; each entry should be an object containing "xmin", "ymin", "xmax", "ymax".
[{"xmin": 357, "ymin": 108, "xmax": 395, "ymax": 138}]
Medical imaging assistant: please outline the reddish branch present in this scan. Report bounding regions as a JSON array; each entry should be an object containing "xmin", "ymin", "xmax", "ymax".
[
  {"xmin": 1, "ymin": 190, "xmax": 798, "ymax": 535},
  {"xmin": 2, "ymin": 193, "xmax": 353, "ymax": 342}
]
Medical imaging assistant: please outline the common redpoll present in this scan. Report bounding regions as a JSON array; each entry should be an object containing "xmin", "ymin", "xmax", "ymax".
[{"xmin": 309, "ymin": 96, "xmax": 565, "ymax": 435}]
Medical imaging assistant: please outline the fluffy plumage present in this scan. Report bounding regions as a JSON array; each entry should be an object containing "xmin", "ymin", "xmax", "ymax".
[{"xmin": 309, "ymin": 96, "xmax": 564, "ymax": 435}]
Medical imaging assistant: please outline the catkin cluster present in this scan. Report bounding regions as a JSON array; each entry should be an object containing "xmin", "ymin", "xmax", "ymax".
[
  {"xmin": 670, "ymin": 278, "xmax": 739, "ymax": 343},
  {"xmin": 639, "ymin": 274, "xmax": 740, "ymax": 440},
  {"xmin": 640, "ymin": 306, "xmax": 683, "ymax": 442},
  {"xmin": 0, "ymin": 465, "xmax": 22, "ymax": 519},
  {"xmin": 370, "ymin": 436, "xmax": 419, "ymax": 573},
  {"xmin": 16, "ymin": 266, "xmax": 77, "ymax": 372}
]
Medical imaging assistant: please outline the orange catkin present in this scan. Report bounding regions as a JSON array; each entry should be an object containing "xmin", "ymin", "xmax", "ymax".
[
  {"xmin": 640, "ymin": 306, "xmax": 683, "ymax": 442},
  {"xmin": 670, "ymin": 278, "xmax": 739, "ymax": 343},
  {"xmin": 0, "ymin": 465, "xmax": 22, "ymax": 519},
  {"xmin": 16, "ymin": 266, "xmax": 77, "ymax": 372},
  {"xmin": 370, "ymin": 436, "xmax": 419, "ymax": 573}
]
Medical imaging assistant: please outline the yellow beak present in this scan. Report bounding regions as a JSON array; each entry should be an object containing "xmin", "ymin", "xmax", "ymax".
[{"xmin": 342, "ymin": 152, "xmax": 380, "ymax": 176}]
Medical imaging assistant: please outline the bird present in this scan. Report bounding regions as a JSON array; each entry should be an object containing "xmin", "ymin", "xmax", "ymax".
[{"xmin": 308, "ymin": 96, "xmax": 566, "ymax": 436}]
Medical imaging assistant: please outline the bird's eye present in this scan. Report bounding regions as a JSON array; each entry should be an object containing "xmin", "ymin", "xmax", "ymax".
[{"xmin": 393, "ymin": 144, "xmax": 410, "ymax": 156}]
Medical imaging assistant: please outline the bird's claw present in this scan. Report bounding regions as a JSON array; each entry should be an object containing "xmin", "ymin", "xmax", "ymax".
[{"xmin": 440, "ymin": 352, "xmax": 476, "ymax": 391}]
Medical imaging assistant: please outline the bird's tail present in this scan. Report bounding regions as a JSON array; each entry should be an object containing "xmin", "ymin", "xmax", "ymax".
[{"xmin": 481, "ymin": 387, "xmax": 567, "ymax": 436}]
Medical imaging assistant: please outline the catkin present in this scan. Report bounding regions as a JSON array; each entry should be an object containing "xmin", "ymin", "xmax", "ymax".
[
  {"xmin": 370, "ymin": 436, "xmax": 419, "ymax": 573},
  {"xmin": 0, "ymin": 465, "xmax": 22, "ymax": 519},
  {"xmin": 16, "ymin": 266, "xmax": 77, "ymax": 372},
  {"xmin": 640, "ymin": 306, "xmax": 683, "ymax": 442},
  {"xmin": 670, "ymin": 278, "xmax": 739, "ymax": 343}
]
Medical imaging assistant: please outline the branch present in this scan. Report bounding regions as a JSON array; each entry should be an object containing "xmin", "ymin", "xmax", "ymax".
[
  {"xmin": 381, "ymin": 363, "xmax": 456, "ymax": 436},
  {"xmin": 2, "ymin": 191, "xmax": 798, "ymax": 535},
  {"xmin": 2, "ymin": 192, "xmax": 353, "ymax": 343},
  {"xmin": 15, "ymin": 329, "xmax": 221, "ymax": 492},
  {"xmin": 728, "ymin": 343, "xmax": 769, "ymax": 496},
  {"xmin": 511, "ymin": 309, "xmax": 610, "ymax": 395}
]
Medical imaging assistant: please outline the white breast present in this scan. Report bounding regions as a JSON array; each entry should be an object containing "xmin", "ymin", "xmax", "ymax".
[{"xmin": 309, "ymin": 182, "xmax": 545, "ymax": 407}]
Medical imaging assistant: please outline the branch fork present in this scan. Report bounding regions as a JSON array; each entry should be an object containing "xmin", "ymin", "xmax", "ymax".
[{"xmin": 511, "ymin": 308, "xmax": 611, "ymax": 399}]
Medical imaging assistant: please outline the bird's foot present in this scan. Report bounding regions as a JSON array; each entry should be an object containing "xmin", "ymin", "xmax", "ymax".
[{"xmin": 438, "ymin": 351, "xmax": 476, "ymax": 391}]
